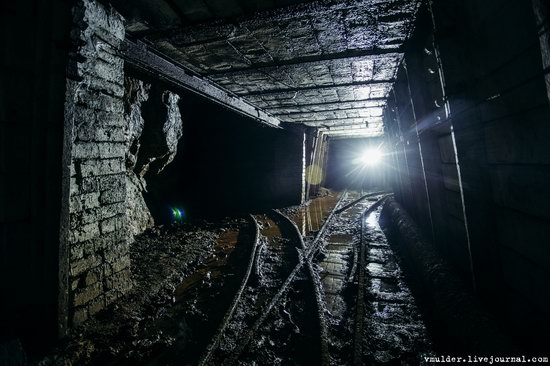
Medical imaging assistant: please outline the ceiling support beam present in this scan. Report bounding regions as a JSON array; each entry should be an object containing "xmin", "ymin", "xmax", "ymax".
[
  {"xmin": 263, "ymin": 98, "xmax": 387, "ymax": 112},
  {"xmin": 326, "ymin": 133, "xmax": 383, "ymax": 139},
  {"xmin": 120, "ymin": 39, "xmax": 281, "ymax": 127},
  {"xmin": 205, "ymin": 50, "xmax": 403, "ymax": 76},
  {"xmin": 290, "ymin": 116, "xmax": 383, "ymax": 125},
  {"xmin": 319, "ymin": 124, "xmax": 383, "ymax": 131},
  {"xmin": 308, "ymin": 124, "xmax": 383, "ymax": 131},
  {"xmin": 322, "ymin": 129, "xmax": 384, "ymax": 137},
  {"xmin": 238, "ymin": 80, "xmax": 393, "ymax": 96},
  {"xmin": 272, "ymin": 105, "xmax": 383, "ymax": 116}
]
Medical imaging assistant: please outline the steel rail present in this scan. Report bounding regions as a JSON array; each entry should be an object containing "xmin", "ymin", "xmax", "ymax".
[
  {"xmin": 197, "ymin": 214, "xmax": 260, "ymax": 366},
  {"xmin": 273, "ymin": 209, "xmax": 330, "ymax": 366},
  {"xmin": 353, "ymin": 194, "xmax": 392, "ymax": 365},
  {"xmin": 334, "ymin": 191, "xmax": 390, "ymax": 215},
  {"xmin": 228, "ymin": 191, "xmax": 350, "ymax": 365}
]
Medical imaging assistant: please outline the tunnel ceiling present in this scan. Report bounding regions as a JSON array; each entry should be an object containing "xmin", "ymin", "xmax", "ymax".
[{"xmin": 115, "ymin": 0, "xmax": 420, "ymax": 138}]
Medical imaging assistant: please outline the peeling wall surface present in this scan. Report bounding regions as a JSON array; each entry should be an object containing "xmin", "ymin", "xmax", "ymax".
[
  {"xmin": 136, "ymin": 88, "xmax": 183, "ymax": 177},
  {"xmin": 123, "ymin": 78, "xmax": 154, "ymax": 237}
]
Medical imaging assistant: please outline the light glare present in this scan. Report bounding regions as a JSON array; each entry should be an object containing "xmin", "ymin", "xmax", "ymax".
[
  {"xmin": 359, "ymin": 148, "xmax": 382, "ymax": 166},
  {"xmin": 172, "ymin": 207, "xmax": 185, "ymax": 222}
]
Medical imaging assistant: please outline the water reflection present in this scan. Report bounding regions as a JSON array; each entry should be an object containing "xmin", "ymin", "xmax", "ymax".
[
  {"xmin": 365, "ymin": 212, "xmax": 378, "ymax": 228},
  {"xmin": 175, "ymin": 230, "xmax": 240, "ymax": 299},
  {"xmin": 291, "ymin": 192, "xmax": 342, "ymax": 236}
]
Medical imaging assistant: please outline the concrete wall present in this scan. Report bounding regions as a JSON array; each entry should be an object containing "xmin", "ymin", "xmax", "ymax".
[
  {"xmin": 384, "ymin": 1, "xmax": 550, "ymax": 351},
  {"xmin": 0, "ymin": 0, "xmax": 71, "ymax": 354}
]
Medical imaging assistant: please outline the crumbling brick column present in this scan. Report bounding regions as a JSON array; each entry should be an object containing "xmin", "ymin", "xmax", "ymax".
[{"xmin": 61, "ymin": 0, "xmax": 131, "ymax": 327}]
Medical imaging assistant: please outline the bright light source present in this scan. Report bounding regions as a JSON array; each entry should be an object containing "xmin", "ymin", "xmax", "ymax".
[{"xmin": 359, "ymin": 148, "xmax": 382, "ymax": 166}]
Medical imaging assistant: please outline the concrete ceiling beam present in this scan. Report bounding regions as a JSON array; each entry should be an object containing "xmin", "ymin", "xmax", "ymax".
[
  {"xmin": 295, "ymin": 117, "xmax": 383, "ymax": 125},
  {"xmin": 238, "ymin": 80, "xmax": 393, "ymax": 96},
  {"xmin": 204, "ymin": 50, "xmax": 403, "ymax": 76},
  {"xmin": 120, "ymin": 39, "xmax": 281, "ymax": 128},
  {"xmin": 263, "ymin": 98, "xmax": 387, "ymax": 112},
  {"xmin": 272, "ymin": 105, "xmax": 383, "ymax": 116}
]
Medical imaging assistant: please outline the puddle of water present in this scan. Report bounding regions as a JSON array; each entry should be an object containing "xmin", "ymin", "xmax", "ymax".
[
  {"xmin": 148, "ymin": 225, "xmax": 255, "ymax": 366},
  {"xmin": 327, "ymin": 233, "xmax": 353, "ymax": 243},
  {"xmin": 258, "ymin": 216, "xmax": 283, "ymax": 239},
  {"xmin": 175, "ymin": 230, "xmax": 240, "ymax": 299},
  {"xmin": 325, "ymin": 234, "xmax": 354, "ymax": 251},
  {"xmin": 364, "ymin": 212, "xmax": 379, "ymax": 228},
  {"xmin": 346, "ymin": 207, "xmax": 364, "ymax": 215},
  {"xmin": 290, "ymin": 192, "xmax": 342, "ymax": 236},
  {"xmin": 326, "ymin": 244, "xmax": 349, "ymax": 251},
  {"xmin": 175, "ymin": 269, "xmax": 207, "ymax": 296},
  {"xmin": 367, "ymin": 247, "xmax": 392, "ymax": 263},
  {"xmin": 366, "ymin": 262, "xmax": 398, "ymax": 278},
  {"xmin": 371, "ymin": 277, "xmax": 400, "ymax": 294}
]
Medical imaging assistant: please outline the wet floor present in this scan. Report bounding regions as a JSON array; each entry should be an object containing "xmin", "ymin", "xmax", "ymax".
[
  {"xmin": 361, "ymin": 206, "xmax": 432, "ymax": 364},
  {"xmin": 142, "ymin": 221, "xmax": 255, "ymax": 366},
  {"xmin": 254, "ymin": 213, "xmax": 299, "ymax": 287},
  {"xmin": 297, "ymin": 191, "xmax": 434, "ymax": 365},
  {"xmin": 318, "ymin": 201, "xmax": 365, "ymax": 318},
  {"xmin": 43, "ymin": 191, "xmax": 433, "ymax": 366},
  {"xmin": 288, "ymin": 191, "xmax": 342, "ymax": 237},
  {"xmin": 175, "ymin": 230, "xmax": 241, "ymax": 298}
]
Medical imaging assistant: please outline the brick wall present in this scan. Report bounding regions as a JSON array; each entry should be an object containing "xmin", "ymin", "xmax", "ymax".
[{"xmin": 61, "ymin": 0, "xmax": 131, "ymax": 327}]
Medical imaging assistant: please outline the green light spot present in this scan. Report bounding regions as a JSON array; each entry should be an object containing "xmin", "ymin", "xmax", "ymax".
[{"xmin": 172, "ymin": 207, "xmax": 185, "ymax": 221}]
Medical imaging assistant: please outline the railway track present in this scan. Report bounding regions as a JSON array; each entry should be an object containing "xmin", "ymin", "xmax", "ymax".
[
  {"xmin": 200, "ymin": 211, "xmax": 320, "ymax": 365},
  {"xmin": 196, "ymin": 214, "xmax": 260, "ymax": 366},
  {"xmin": 192, "ymin": 190, "xmax": 430, "ymax": 365},
  {"xmin": 194, "ymin": 192, "xmax": 349, "ymax": 365},
  {"xmin": 353, "ymin": 195, "xmax": 391, "ymax": 365},
  {"xmin": 199, "ymin": 209, "xmax": 320, "ymax": 365},
  {"xmin": 309, "ymin": 191, "xmax": 391, "ymax": 365},
  {"xmin": 65, "ymin": 190, "xmax": 430, "ymax": 366}
]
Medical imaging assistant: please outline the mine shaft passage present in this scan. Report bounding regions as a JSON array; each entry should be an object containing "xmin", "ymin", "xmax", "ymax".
[
  {"xmin": 3, "ymin": 0, "xmax": 549, "ymax": 363},
  {"xmin": 45, "ymin": 190, "xmax": 434, "ymax": 365}
]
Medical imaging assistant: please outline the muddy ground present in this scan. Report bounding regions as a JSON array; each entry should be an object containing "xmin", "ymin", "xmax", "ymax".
[
  {"xmin": 39, "ymin": 191, "xmax": 437, "ymax": 366},
  {"xmin": 40, "ymin": 217, "xmax": 249, "ymax": 365}
]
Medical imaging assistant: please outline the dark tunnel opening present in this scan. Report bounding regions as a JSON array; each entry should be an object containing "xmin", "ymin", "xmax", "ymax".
[{"xmin": 143, "ymin": 93, "xmax": 304, "ymax": 223}]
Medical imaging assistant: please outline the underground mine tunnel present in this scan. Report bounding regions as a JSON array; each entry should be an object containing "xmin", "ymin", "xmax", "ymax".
[{"xmin": 1, "ymin": 0, "xmax": 550, "ymax": 364}]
